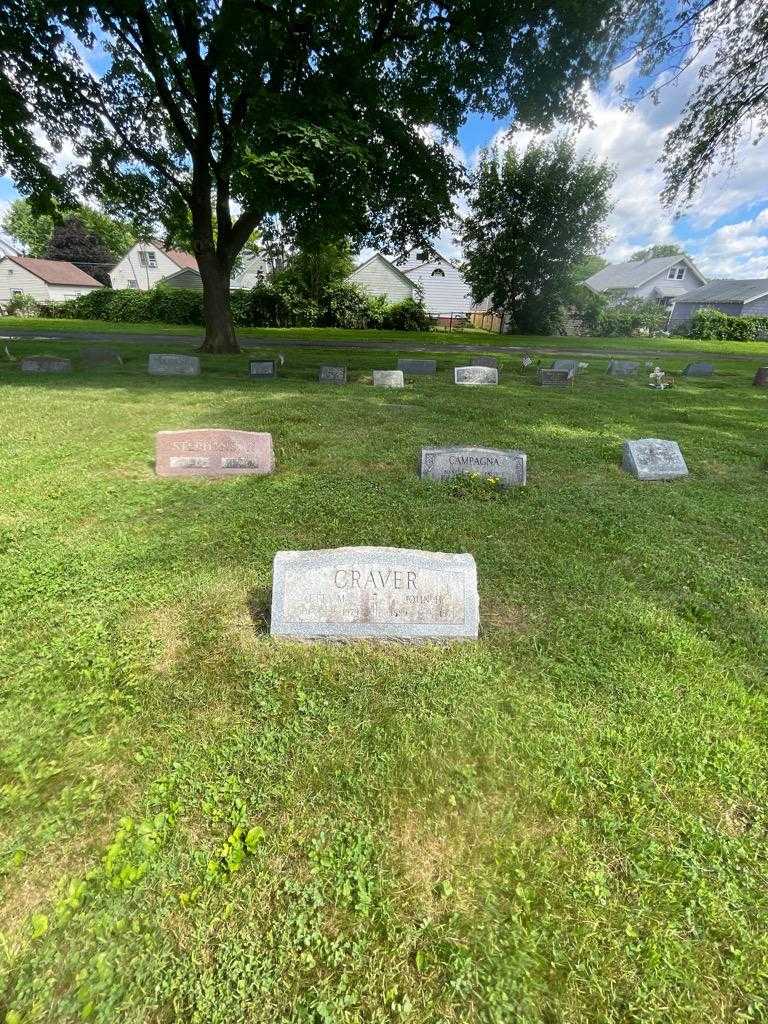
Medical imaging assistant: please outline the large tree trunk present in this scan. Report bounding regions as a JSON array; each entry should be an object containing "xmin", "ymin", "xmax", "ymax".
[{"xmin": 197, "ymin": 250, "xmax": 239, "ymax": 353}]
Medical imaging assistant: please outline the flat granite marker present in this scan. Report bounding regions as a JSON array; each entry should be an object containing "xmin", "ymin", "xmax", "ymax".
[
  {"xmin": 373, "ymin": 370, "xmax": 404, "ymax": 388},
  {"xmin": 155, "ymin": 428, "xmax": 274, "ymax": 478},
  {"xmin": 753, "ymin": 367, "xmax": 768, "ymax": 387},
  {"xmin": 318, "ymin": 365, "xmax": 347, "ymax": 384},
  {"xmin": 397, "ymin": 358, "xmax": 436, "ymax": 375},
  {"xmin": 682, "ymin": 362, "xmax": 714, "ymax": 378},
  {"xmin": 622, "ymin": 438, "xmax": 688, "ymax": 480},
  {"xmin": 471, "ymin": 355, "xmax": 499, "ymax": 369},
  {"xmin": 454, "ymin": 365, "xmax": 498, "ymax": 385},
  {"xmin": 537, "ymin": 368, "xmax": 571, "ymax": 387},
  {"xmin": 421, "ymin": 446, "xmax": 526, "ymax": 486},
  {"xmin": 249, "ymin": 359, "xmax": 276, "ymax": 379},
  {"xmin": 270, "ymin": 546, "xmax": 479, "ymax": 641},
  {"xmin": 148, "ymin": 353, "xmax": 201, "ymax": 376},
  {"xmin": 607, "ymin": 360, "xmax": 640, "ymax": 378},
  {"xmin": 81, "ymin": 347, "xmax": 123, "ymax": 368},
  {"xmin": 20, "ymin": 355, "xmax": 72, "ymax": 374}
]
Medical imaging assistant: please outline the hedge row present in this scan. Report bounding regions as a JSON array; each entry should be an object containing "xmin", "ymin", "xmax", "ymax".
[{"xmin": 685, "ymin": 307, "xmax": 768, "ymax": 341}]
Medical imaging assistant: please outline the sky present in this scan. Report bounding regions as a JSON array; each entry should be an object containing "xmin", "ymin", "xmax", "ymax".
[{"xmin": 1, "ymin": 30, "xmax": 766, "ymax": 280}]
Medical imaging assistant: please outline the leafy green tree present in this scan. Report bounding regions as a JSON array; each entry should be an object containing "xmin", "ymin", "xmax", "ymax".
[
  {"xmin": 2, "ymin": 198, "xmax": 134, "ymax": 260},
  {"xmin": 43, "ymin": 217, "xmax": 118, "ymax": 285},
  {"xmin": 2, "ymin": 200, "xmax": 53, "ymax": 257},
  {"xmin": 461, "ymin": 138, "xmax": 615, "ymax": 333},
  {"xmin": 571, "ymin": 254, "xmax": 609, "ymax": 281},
  {"xmin": 279, "ymin": 242, "xmax": 355, "ymax": 306},
  {"xmin": 629, "ymin": 243, "xmax": 685, "ymax": 262},
  {"xmin": 0, "ymin": 0, "xmax": 650, "ymax": 352}
]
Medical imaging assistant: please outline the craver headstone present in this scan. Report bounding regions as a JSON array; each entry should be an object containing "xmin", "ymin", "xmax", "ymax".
[
  {"xmin": 753, "ymin": 367, "xmax": 768, "ymax": 387},
  {"xmin": 682, "ymin": 362, "xmax": 714, "ymax": 378},
  {"xmin": 421, "ymin": 446, "xmax": 526, "ymax": 486},
  {"xmin": 373, "ymin": 370, "xmax": 404, "ymax": 388},
  {"xmin": 397, "ymin": 358, "xmax": 436, "ymax": 375},
  {"xmin": 20, "ymin": 355, "xmax": 72, "ymax": 374},
  {"xmin": 454, "ymin": 366, "xmax": 498, "ymax": 385},
  {"xmin": 81, "ymin": 347, "xmax": 123, "ymax": 368},
  {"xmin": 537, "ymin": 368, "xmax": 571, "ymax": 387},
  {"xmin": 622, "ymin": 438, "xmax": 689, "ymax": 480},
  {"xmin": 155, "ymin": 428, "xmax": 274, "ymax": 478},
  {"xmin": 270, "ymin": 546, "xmax": 479, "ymax": 641},
  {"xmin": 249, "ymin": 360, "xmax": 276, "ymax": 379},
  {"xmin": 148, "ymin": 353, "xmax": 201, "ymax": 376},
  {"xmin": 471, "ymin": 355, "xmax": 499, "ymax": 369},
  {"xmin": 552, "ymin": 359, "xmax": 579, "ymax": 377},
  {"xmin": 318, "ymin": 365, "xmax": 347, "ymax": 384},
  {"xmin": 607, "ymin": 360, "xmax": 640, "ymax": 378}
]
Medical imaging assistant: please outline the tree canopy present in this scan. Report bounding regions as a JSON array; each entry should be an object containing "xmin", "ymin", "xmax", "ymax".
[
  {"xmin": 43, "ymin": 217, "xmax": 118, "ymax": 285},
  {"xmin": 629, "ymin": 243, "xmax": 686, "ymax": 262},
  {"xmin": 2, "ymin": 198, "xmax": 135, "ymax": 261}
]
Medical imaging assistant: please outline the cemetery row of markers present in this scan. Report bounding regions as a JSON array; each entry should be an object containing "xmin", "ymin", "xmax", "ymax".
[{"xmin": 17, "ymin": 347, "xmax": 768, "ymax": 644}]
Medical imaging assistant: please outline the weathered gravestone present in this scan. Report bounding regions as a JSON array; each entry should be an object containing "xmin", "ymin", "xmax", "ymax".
[
  {"xmin": 622, "ymin": 438, "xmax": 689, "ymax": 481},
  {"xmin": 421, "ymin": 446, "xmax": 526, "ymax": 486},
  {"xmin": 20, "ymin": 355, "xmax": 72, "ymax": 374},
  {"xmin": 537, "ymin": 368, "xmax": 571, "ymax": 387},
  {"xmin": 270, "ymin": 546, "xmax": 479, "ymax": 641},
  {"xmin": 397, "ymin": 358, "xmax": 436, "ymax": 375},
  {"xmin": 155, "ymin": 429, "xmax": 275, "ymax": 478},
  {"xmin": 318, "ymin": 365, "xmax": 347, "ymax": 384},
  {"xmin": 454, "ymin": 365, "xmax": 498, "ymax": 385},
  {"xmin": 249, "ymin": 360, "xmax": 276, "ymax": 380},
  {"xmin": 471, "ymin": 355, "xmax": 499, "ymax": 369},
  {"xmin": 373, "ymin": 370, "xmax": 404, "ymax": 388},
  {"xmin": 81, "ymin": 347, "xmax": 123, "ymax": 368},
  {"xmin": 607, "ymin": 360, "xmax": 640, "ymax": 378},
  {"xmin": 682, "ymin": 362, "xmax": 714, "ymax": 378},
  {"xmin": 753, "ymin": 367, "xmax": 768, "ymax": 387},
  {"xmin": 148, "ymin": 353, "xmax": 201, "ymax": 376},
  {"xmin": 552, "ymin": 359, "xmax": 579, "ymax": 377}
]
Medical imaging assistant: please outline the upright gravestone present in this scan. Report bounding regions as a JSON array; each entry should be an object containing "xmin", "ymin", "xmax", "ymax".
[
  {"xmin": 249, "ymin": 360, "xmax": 276, "ymax": 380},
  {"xmin": 454, "ymin": 366, "xmax": 498, "ymax": 385},
  {"xmin": 397, "ymin": 358, "xmax": 436, "ymax": 376},
  {"xmin": 471, "ymin": 355, "xmax": 499, "ymax": 369},
  {"xmin": 81, "ymin": 347, "xmax": 123, "ymax": 368},
  {"xmin": 682, "ymin": 362, "xmax": 714, "ymax": 378},
  {"xmin": 753, "ymin": 367, "xmax": 768, "ymax": 387},
  {"xmin": 20, "ymin": 355, "xmax": 72, "ymax": 374},
  {"xmin": 421, "ymin": 446, "xmax": 526, "ymax": 486},
  {"xmin": 622, "ymin": 438, "xmax": 689, "ymax": 480},
  {"xmin": 318, "ymin": 365, "xmax": 347, "ymax": 384},
  {"xmin": 552, "ymin": 359, "xmax": 579, "ymax": 377},
  {"xmin": 148, "ymin": 353, "xmax": 201, "ymax": 377},
  {"xmin": 607, "ymin": 360, "xmax": 640, "ymax": 378},
  {"xmin": 537, "ymin": 368, "xmax": 571, "ymax": 387},
  {"xmin": 270, "ymin": 546, "xmax": 479, "ymax": 641},
  {"xmin": 373, "ymin": 370, "xmax": 404, "ymax": 388},
  {"xmin": 155, "ymin": 428, "xmax": 275, "ymax": 478}
]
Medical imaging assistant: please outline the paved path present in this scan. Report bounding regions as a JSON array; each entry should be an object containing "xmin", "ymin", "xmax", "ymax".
[{"xmin": 1, "ymin": 326, "xmax": 764, "ymax": 363}]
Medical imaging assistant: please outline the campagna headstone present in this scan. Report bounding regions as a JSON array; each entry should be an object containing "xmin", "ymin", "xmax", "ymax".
[
  {"xmin": 249, "ymin": 359, "xmax": 276, "ymax": 379},
  {"xmin": 148, "ymin": 353, "xmax": 201, "ymax": 376},
  {"xmin": 454, "ymin": 365, "xmax": 498, "ymax": 385},
  {"xmin": 471, "ymin": 355, "xmax": 499, "ymax": 369},
  {"xmin": 373, "ymin": 370, "xmax": 404, "ymax": 388},
  {"xmin": 607, "ymin": 360, "xmax": 640, "ymax": 378},
  {"xmin": 753, "ymin": 367, "xmax": 768, "ymax": 387},
  {"xmin": 81, "ymin": 347, "xmax": 123, "ymax": 368},
  {"xmin": 622, "ymin": 438, "xmax": 689, "ymax": 481},
  {"xmin": 20, "ymin": 355, "xmax": 72, "ymax": 374},
  {"xmin": 682, "ymin": 362, "xmax": 714, "ymax": 378},
  {"xmin": 421, "ymin": 446, "xmax": 526, "ymax": 486},
  {"xmin": 318, "ymin": 365, "xmax": 347, "ymax": 384},
  {"xmin": 155, "ymin": 429, "xmax": 275, "ymax": 478},
  {"xmin": 552, "ymin": 359, "xmax": 579, "ymax": 377},
  {"xmin": 397, "ymin": 358, "xmax": 436, "ymax": 375},
  {"xmin": 537, "ymin": 368, "xmax": 571, "ymax": 387},
  {"xmin": 270, "ymin": 546, "xmax": 479, "ymax": 641}
]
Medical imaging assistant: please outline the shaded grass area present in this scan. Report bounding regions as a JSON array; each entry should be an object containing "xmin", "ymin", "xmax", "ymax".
[{"xmin": 1, "ymin": 339, "xmax": 767, "ymax": 1022}]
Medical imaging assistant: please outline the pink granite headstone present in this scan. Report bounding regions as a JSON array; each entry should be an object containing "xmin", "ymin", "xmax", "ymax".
[{"xmin": 155, "ymin": 429, "xmax": 274, "ymax": 478}]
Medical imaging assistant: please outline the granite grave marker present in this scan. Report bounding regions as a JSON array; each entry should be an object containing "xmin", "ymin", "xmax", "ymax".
[
  {"xmin": 318, "ymin": 365, "xmax": 347, "ymax": 384},
  {"xmin": 471, "ymin": 355, "xmax": 499, "ymax": 369},
  {"xmin": 373, "ymin": 370, "xmax": 404, "ymax": 388},
  {"xmin": 753, "ymin": 367, "xmax": 768, "ymax": 387},
  {"xmin": 82, "ymin": 347, "xmax": 123, "ymax": 368},
  {"xmin": 421, "ymin": 446, "xmax": 526, "ymax": 486},
  {"xmin": 155, "ymin": 428, "xmax": 275, "ymax": 478},
  {"xmin": 537, "ymin": 368, "xmax": 571, "ymax": 387},
  {"xmin": 607, "ymin": 360, "xmax": 640, "ymax": 378},
  {"xmin": 249, "ymin": 359, "xmax": 276, "ymax": 379},
  {"xmin": 148, "ymin": 353, "xmax": 201, "ymax": 376},
  {"xmin": 682, "ymin": 362, "xmax": 714, "ymax": 378},
  {"xmin": 20, "ymin": 355, "xmax": 72, "ymax": 374},
  {"xmin": 397, "ymin": 358, "xmax": 436, "ymax": 375},
  {"xmin": 622, "ymin": 438, "xmax": 689, "ymax": 481},
  {"xmin": 454, "ymin": 365, "xmax": 498, "ymax": 385},
  {"xmin": 552, "ymin": 359, "xmax": 579, "ymax": 377}
]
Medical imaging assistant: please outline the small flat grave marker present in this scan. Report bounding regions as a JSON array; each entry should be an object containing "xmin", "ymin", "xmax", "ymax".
[
  {"xmin": 607, "ymin": 360, "xmax": 640, "ymax": 378},
  {"xmin": 421, "ymin": 446, "xmax": 526, "ymax": 487},
  {"xmin": 148, "ymin": 353, "xmax": 201, "ymax": 377},
  {"xmin": 81, "ymin": 347, "xmax": 123, "ymax": 368},
  {"xmin": 318, "ymin": 365, "xmax": 347, "ymax": 384},
  {"xmin": 270, "ymin": 546, "xmax": 479, "ymax": 641},
  {"xmin": 397, "ymin": 358, "xmax": 436, "ymax": 375},
  {"xmin": 155, "ymin": 428, "xmax": 274, "ymax": 478},
  {"xmin": 249, "ymin": 360, "xmax": 276, "ymax": 380},
  {"xmin": 753, "ymin": 366, "xmax": 768, "ymax": 387},
  {"xmin": 471, "ymin": 355, "xmax": 499, "ymax": 369},
  {"xmin": 454, "ymin": 365, "xmax": 498, "ymax": 385},
  {"xmin": 20, "ymin": 355, "xmax": 72, "ymax": 374},
  {"xmin": 537, "ymin": 368, "xmax": 571, "ymax": 387},
  {"xmin": 682, "ymin": 362, "xmax": 714, "ymax": 378},
  {"xmin": 373, "ymin": 370, "xmax": 404, "ymax": 388},
  {"xmin": 622, "ymin": 438, "xmax": 689, "ymax": 481}
]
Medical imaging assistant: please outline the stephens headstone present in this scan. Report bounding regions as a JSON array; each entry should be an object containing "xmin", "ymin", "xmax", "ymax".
[
  {"xmin": 81, "ymin": 347, "xmax": 123, "ymax": 368},
  {"xmin": 454, "ymin": 366, "xmax": 498, "ymax": 385},
  {"xmin": 622, "ymin": 438, "xmax": 689, "ymax": 481},
  {"xmin": 373, "ymin": 370, "xmax": 404, "ymax": 388},
  {"xmin": 537, "ymin": 368, "xmax": 571, "ymax": 387},
  {"xmin": 421, "ymin": 446, "xmax": 526, "ymax": 486},
  {"xmin": 682, "ymin": 362, "xmax": 714, "ymax": 378},
  {"xmin": 607, "ymin": 360, "xmax": 640, "ymax": 378},
  {"xmin": 397, "ymin": 358, "xmax": 436, "ymax": 375},
  {"xmin": 753, "ymin": 367, "xmax": 768, "ymax": 387},
  {"xmin": 552, "ymin": 359, "xmax": 579, "ymax": 377},
  {"xmin": 20, "ymin": 355, "xmax": 72, "ymax": 374},
  {"xmin": 471, "ymin": 355, "xmax": 499, "ymax": 369},
  {"xmin": 318, "ymin": 365, "xmax": 347, "ymax": 384},
  {"xmin": 270, "ymin": 546, "xmax": 479, "ymax": 641},
  {"xmin": 249, "ymin": 359, "xmax": 276, "ymax": 379},
  {"xmin": 155, "ymin": 428, "xmax": 274, "ymax": 478},
  {"xmin": 148, "ymin": 353, "xmax": 201, "ymax": 377}
]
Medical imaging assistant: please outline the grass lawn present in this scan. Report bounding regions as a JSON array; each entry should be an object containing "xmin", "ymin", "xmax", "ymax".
[{"xmin": 1, "ymin": 338, "xmax": 767, "ymax": 1022}]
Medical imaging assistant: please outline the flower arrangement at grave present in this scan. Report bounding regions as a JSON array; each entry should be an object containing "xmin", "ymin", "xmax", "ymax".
[{"xmin": 648, "ymin": 366, "xmax": 674, "ymax": 390}]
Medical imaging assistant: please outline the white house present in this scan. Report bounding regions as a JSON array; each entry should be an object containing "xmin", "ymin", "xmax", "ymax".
[
  {"xmin": 109, "ymin": 241, "xmax": 199, "ymax": 291},
  {"xmin": 348, "ymin": 251, "xmax": 483, "ymax": 317},
  {"xmin": 0, "ymin": 255, "xmax": 101, "ymax": 304},
  {"xmin": 161, "ymin": 252, "xmax": 271, "ymax": 291},
  {"xmin": 583, "ymin": 255, "xmax": 707, "ymax": 305}
]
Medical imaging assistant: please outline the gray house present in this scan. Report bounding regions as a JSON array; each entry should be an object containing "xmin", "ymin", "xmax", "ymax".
[
  {"xmin": 668, "ymin": 279, "xmax": 768, "ymax": 329},
  {"xmin": 584, "ymin": 255, "xmax": 707, "ymax": 304}
]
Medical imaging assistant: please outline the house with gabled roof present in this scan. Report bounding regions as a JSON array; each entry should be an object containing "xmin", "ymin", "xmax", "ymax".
[
  {"xmin": 0, "ymin": 255, "xmax": 102, "ymax": 304},
  {"xmin": 668, "ymin": 279, "xmax": 768, "ymax": 329},
  {"xmin": 584, "ymin": 255, "xmax": 707, "ymax": 305},
  {"xmin": 109, "ymin": 240, "xmax": 199, "ymax": 291},
  {"xmin": 348, "ymin": 250, "xmax": 484, "ymax": 316}
]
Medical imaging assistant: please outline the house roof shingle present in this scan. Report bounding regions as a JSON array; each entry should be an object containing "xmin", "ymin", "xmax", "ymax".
[
  {"xmin": 162, "ymin": 245, "xmax": 198, "ymax": 270},
  {"xmin": 3, "ymin": 255, "xmax": 102, "ymax": 287},
  {"xmin": 585, "ymin": 255, "xmax": 689, "ymax": 292},
  {"xmin": 673, "ymin": 279, "xmax": 768, "ymax": 304}
]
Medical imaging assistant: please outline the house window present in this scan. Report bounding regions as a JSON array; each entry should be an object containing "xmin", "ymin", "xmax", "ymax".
[
  {"xmin": 139, "ymin": 251, "xmax": 157, "ymax": 268},
  {"xmin": 11, "ymin": 288, "xmax": 23, "ymax": 297},
  {"xmin": 667, "ymin": 266, "xmax": 685, "ymax": 280},
  {"xmin": 431, "ymin": 268, "xmax": 446, "ymax": 277},
  {"xmin": 127, "ymin": 279, "xmax": 139, "ymax": 289}
]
